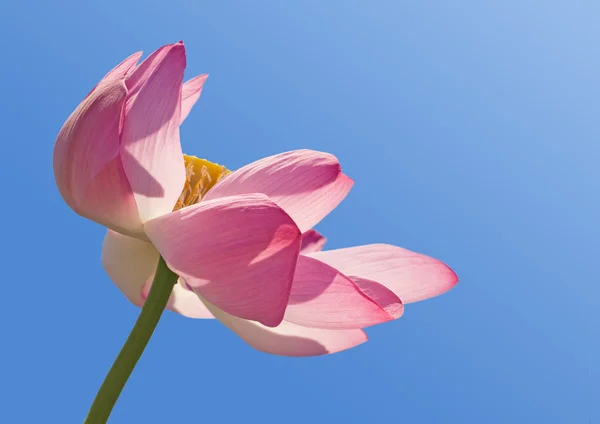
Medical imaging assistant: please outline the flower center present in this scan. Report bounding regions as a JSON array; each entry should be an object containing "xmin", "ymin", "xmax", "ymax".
[{"xmin": 174, "ymin": 155, "xmax": 231, "ymax": 210}]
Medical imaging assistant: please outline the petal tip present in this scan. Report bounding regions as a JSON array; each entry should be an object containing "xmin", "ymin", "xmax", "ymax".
[
  {"xmin": 385, "ymin": 301, "xmax": 404, "ymax": 320},
  {"xmin": 196, "ymin": 73, "xmax": 209, "ymax": 83},
  {"xmin": 340, "ymin": 172, "xmax": 354, "ymax": 189},
  {"xmin": 443, "ymin": 263, "xmax": 459, "ymax": 289},
  {"xmin": 356, "ymin": 329, "xmax": 369, "ymax": 345},
  {"xmin": 129, "ymin": 51, "xmax": 143, "ymax": 63},
  {"xmin": 169, "ymin": 42, "xmax": 186, "ymax": 58},
  {"xmin": 258, "ymin": 313, "xmax": 286, "ymax": 328}
]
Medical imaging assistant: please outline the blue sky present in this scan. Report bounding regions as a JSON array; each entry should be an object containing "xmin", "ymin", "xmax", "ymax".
[{"xmin": 0, "ymin": 1, "xmax": 598, "ymax": 422}]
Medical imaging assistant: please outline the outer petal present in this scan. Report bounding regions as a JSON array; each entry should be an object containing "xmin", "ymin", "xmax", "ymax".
[
  {"xmin": 101, "ymin": 230, "xmax": 158, "ymax": 306},
  {"xmin": 168, "ymin": 280, "xmax": 214, "ymax": 318},
  {"xmin": 142, "ymin": 278, "xmax": 214, "ymax": 319},
  {"xmin": 203, "ymin": 150, "xmax": 354, "ymax": 232},
  {"xmin": 203, "ymin": 300, "xmax": 368, "ymax": 357},
  {"xmin": 144, "ymin": 194, "xmax": 302, "ymax": 327},
  {"xmin": 54, "ymin": 80, "xmax": 141, "ymax": 235},
  {"xmin": 284, "ymin": 256, "xmax": 403, "ymax": 329},
  {"xmin": 180, "ymin": 74, "xmax": 208, "ymax": 124},
  {"xmin": 120, "ymin": 42, "xmax": 186, "ymax": 223},
  {"xmin": 103, "ymin": 230, "xmax": 213, "ymax": 317},
  {"xmin": 83, "ymin": 51, "xmax": 142, "ymax": 101},
  {"xmin": 308, "ymin": 244, "xmax": 458, "ymax": 303},
  {"xmin": 99, "ymin": 51, "xmax": 143, "ymax": 85},
  {"xmin": 125, "ymin": 44, "xmax": 175, "ymax": 99},
  {"xmin": 300, "ymin": 229, "xmax": 327, "ymax": 254}
]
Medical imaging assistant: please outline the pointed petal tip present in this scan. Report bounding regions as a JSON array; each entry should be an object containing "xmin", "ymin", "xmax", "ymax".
[
  {"xmin": 310, "ymin": 244, "xmax": 458, "ymax": 304},
  {"xmin": 169, "ymin": 41, "xmax": 185, "ymax": 55},
  {"xmin": 370, "ymin": 243, "xmax": 460, "ymax": 293},
  {"xmin": 165, "ymin": 42, "xmax": 186, "ymax": 61},
  {"xmin": 344, "ymin": 173, "xmax": 354, "ymax": 186},
  {"xmin": 97, "ymin": 51, "xmax": 143, "ymax": 86},
  {"xmin": 443, "ymin": 262, "xmax": 459, "ymax": 288},
  {"xmin": 339, "ymin": 172, "xmax": 354, "ymax": 191},
  {"xmin": 183, "ymin": 74, "xmax": 208, "ymax": 89},
  {"xmin": 180, "ymin": 74, "xmax": 209, "ymax": 125},
  {"xmin": 129, "ymin": 51, "xmax": 143, "ymax": 61}
]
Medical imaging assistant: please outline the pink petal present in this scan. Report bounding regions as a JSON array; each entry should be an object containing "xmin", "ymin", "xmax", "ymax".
[
  {"xmin": 203, "ymin": 150, "xmax": 354, "ymax": 232},
  {"xmin": 168, "ymin": 282, "xmax": 214, "ymax": 319},
  {"xmin": 144, "ymin": 194, "xmax": 302, "ymax": 327},
  {"xmin": 101, "ymin": 230, "xmax": 158, "ymax": 306},
  {"xmin": 308, "ymin": 244, "xmax": 458, "ymax": 303},
  {"xmin": 82, "ymin": 51, "xmax": 142, "ymax": 101},
  {"xmin": 284, "ymin": 255, "xmax": 403, "ymax": 329},
  {"xmin": 103, "ymin": 230, "xmax": 213, "ymax": 318},
  {"xmin": 350, "ymin": 276, "xmax": 405, "ymax": 321},
  {"xmin": 125, "ymin": 44, "xmax": 174, "ymax": 98},
  {"xmin": 203, "ymin": 300, "xmax": 368, "ymax": 356},
  {"xmin": 180, "ymin": 74, "xmax": 208, "ymax": 124},
  {"xmin": 300, "ymin": 229, "xmax": 327, "ymax": 254},
  {"xmin": 53, "ymin": 80, "xmax": 142, "ymax": 236},
  {"xmin": 120, "ymin": 42, "xmax": 186, "ymax": 223},
  {"xmin": 99, "ymin": 51, "xmax": 143, "ymax": 85}
]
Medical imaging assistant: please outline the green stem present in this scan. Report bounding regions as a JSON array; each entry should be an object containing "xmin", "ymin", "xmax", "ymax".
[{"xmin": 84, "ymin": 256, "xmax": 177, "ymax": 424}]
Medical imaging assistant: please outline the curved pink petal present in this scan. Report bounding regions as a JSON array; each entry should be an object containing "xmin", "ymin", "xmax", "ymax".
[
  {"xmin": 203, "ymin": 150, "xmax": 354, "ymax": 232},
  {"xmin": 284, "ymin": 255, "xmax": 403, "ymax": 329},
  {"xmin": 349, "ymin": 276, "xmax": 406, "ymax": 321},
  {"xmin": 54, "ymin": 80, "xmax": 141, "ymax": 235},
  {"xmin": 83, "ymin": 51, "xmax": 142, "ymax": 101},
  {"xmin": 180, "ymin": 74, "xmax": 208, "ymax": 124},
  {"xmin": 101, "ymin": 230, "xmax": 158, "ymax": 306},
  {"xmin": 99, "ymin": 51, "xmax": 142, "ymax": 85},
  {"xmin": 203, "ymin": 300, "xmax": 368, "ymax": 356},
  {"xmin": 300, "ymin": 229, "xmax": 327, "ymax": 254},
  {"xmin": 120, "ymin": 42, "xmax": 186, "ymax": 223},
  {"xmin": 308, "ymin": 244, "xmax": 458, "ymax": 303},
  {"xmin": 125, "ymin": 44, "xmax": 174, "ymax": 98},
  {"xmin": 144, "ymin": 194, "xmax": 302, "ymax": 327}
]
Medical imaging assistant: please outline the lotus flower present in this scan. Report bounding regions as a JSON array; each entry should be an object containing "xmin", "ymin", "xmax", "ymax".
[{"xmin": 54, "ymin": 42, "xmax": 458, "ymax": 357}]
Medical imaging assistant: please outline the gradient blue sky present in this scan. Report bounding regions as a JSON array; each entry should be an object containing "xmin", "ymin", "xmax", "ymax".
[{"xmin": 0, "ymin": 1, "xmax": 597, "ymax": 423}]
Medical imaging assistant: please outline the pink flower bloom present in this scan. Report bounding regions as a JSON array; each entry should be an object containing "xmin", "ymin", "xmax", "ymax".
[{"xmin": 54, "ymin": 43, "xmax": 458, "ymax": 357}]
